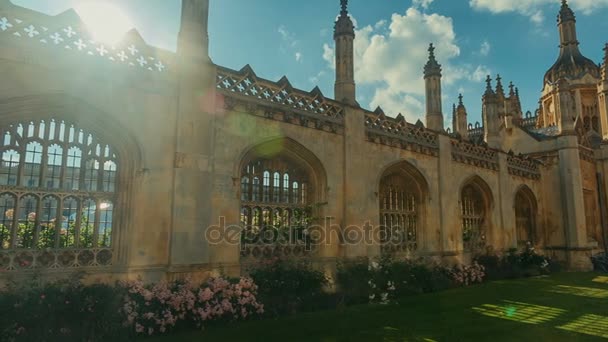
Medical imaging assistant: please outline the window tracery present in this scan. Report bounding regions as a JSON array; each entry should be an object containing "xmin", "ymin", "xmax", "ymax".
[
  {"xmin": 0, "ymin": 119, "xmax": 118, "ymax": 269},
  {"xmin": 239, "ymin": 158, "xmax": 311, "ymax": 258},
  {"xmin": 461, "ymin": 184, "xmax": 486, "ymax": 252},
  {"xmin": 379, "ymin": 173, "xmax": 419, "ymax": 254}
]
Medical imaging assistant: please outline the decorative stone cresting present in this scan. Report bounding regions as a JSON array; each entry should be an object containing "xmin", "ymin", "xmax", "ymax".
[
  {"xmin": 0, "ymin": 248, "xmax": 112, "ymax": 271},
  {"xmin": 216, "ymin": 65, "xmax": 344, "ymax": 134},
  {"xmin": 507, "ymin": 154, "xmax": 541, "ymax": 180},
  {"xmin": 451, "ymin": 140, "xmax": 499, "ymax": 171},
  {"xmin": 467, "ymin": 122, "xmax": 484, "ymax": 138},
  {"xmin": 364, "ymin": 109, "xmax": 439, "ymax": 156},
  {"xmin": 0, "ymin": 5, "xmax": 169, "ymax": 73}
]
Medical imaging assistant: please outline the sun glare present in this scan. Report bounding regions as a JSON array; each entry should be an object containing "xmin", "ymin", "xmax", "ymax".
[{"xmin": 74, "ymin": 1, "xmax": 133, "ymax": 45}]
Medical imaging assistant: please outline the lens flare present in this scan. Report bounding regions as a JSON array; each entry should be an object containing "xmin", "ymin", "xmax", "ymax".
[{"xmin": 74, "ymin": 1, "xmax": 133, "ymax": 45}]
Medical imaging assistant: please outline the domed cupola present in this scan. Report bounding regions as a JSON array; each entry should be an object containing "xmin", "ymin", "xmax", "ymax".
[{"xmin": 544, "ymin": 0, "xmax": 600, "ymax": 84}]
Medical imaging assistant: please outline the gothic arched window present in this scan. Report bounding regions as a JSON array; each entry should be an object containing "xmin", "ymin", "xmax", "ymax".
[
  {"xmin": 461, "ymin": 183, "xmax": 487, "ymax": 252},
  {"xmin": 515, "ymin": 188, "xmax": 537, "ymax": 246},
  {"xmin": 0, "ymin": 119, "xmax": 118, "ymax": 266},
  {"xmin": 379, "ymin": 163, "xmax": 426, "ymax": 255},
  {"xmin": 240, "ymin": 157, "xmax": 310, "ymax": 255}
]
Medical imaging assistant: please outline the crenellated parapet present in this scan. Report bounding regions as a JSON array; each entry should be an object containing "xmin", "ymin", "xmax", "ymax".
[
  {"xmin": 0, "ymin": 3, "xmax": 172, "ymax": 76},
  {"xmin": 364, "ymin": 108, "xmax": 439, "ymax": 156},
  {"xmin": 451, "ymin": 140, "xmax": 499, "ymax": 171},
  {"xmin": 216, "ymin": 65, "xmax": 345, "ymax": 134},
  {"xmin": 507, "ymin": 154, "xmax": 541, "ymax": 180}
]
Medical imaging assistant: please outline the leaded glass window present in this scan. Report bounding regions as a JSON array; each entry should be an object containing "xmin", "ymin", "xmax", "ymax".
[
  {"xmin": 0, "ymin": 119, "xmax": 119, "ymax": 257},
  {"xmin": 240, "ymin": 158, "xmax": 310, "ymax": 254},
  {"xmin": 379, "ymin": 173, "xmax": 419, "ymax": 253},
  {"xmin": 461, "ymin": 184, "xmax": 486, "ymax": 252},
  {"xmin": 515, "ymin": 189, "xmax": 536, "ymax": 247}
]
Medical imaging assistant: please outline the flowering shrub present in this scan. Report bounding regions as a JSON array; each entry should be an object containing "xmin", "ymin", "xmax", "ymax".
[
  {"xmin": 0, "ymin": 276, "xmax": 263, "ymax": 340},
  {"xmin": 121, "ymin": 276, "xmax": 264, "ymax": 336},
  {"xmin": 448, "ymin": 262, "xmax": 486, "ymax": 286}
]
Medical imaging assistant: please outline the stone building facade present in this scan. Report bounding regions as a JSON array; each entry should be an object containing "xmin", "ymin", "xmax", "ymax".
[{"xmin": 0, "ymin": 0, "xmax": 606, "ymax": 284}]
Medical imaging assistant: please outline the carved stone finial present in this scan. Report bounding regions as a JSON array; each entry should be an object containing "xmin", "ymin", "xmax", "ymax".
[
  {"xmin": 458, "ymin": 93, "xmax": 464, "ymax": 106},
  {"xmin": 509, "ymin": 81, "xmax": 515, "ymax": 97},
  {"xmin": 340, "ymin": 0, "xmax": 348, "ymax": 16},
  {"xmin": 558, "ymin": 0, "xmax": 575, "ymax": 23},
  {"xmin": 485, "ymin": 75, "xmax": 494, "ymax": 95},
  {"xmin": 424, "ymin": 43, "xmax": 441, "ymax": 78},
  {"xmin": 495, "ymin": 74, "xmax": 504, "ymax": 96}
]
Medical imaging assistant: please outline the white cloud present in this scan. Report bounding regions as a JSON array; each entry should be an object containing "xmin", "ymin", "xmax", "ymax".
[
  {"xmin": 469, "ymin": 0, "xmax": 608, "ymax": 23},
  {"xmin": 321, "ymin": 8, "xmax": 490, "ymax": 122},
  {"xmin": 413, "ymin": 0, "xmax": 435, "ymax": 10},
  {"xmin": 322, "ymin": 43, "xmax": 335, "ymax": 69},
  {"xmin": 309, "ymin": 70, "xmax": 326, "ymax": 84},
  {"xmin": 295, "ymin": 52, "xmax": 302, "ymax": 62},
  {"xmin": 479, "ymin": 40, "xmax": 491, "ymax": 56},
  {"xmin": 278, "ymin": 25, "xmax": 297, "ymax": 47}
]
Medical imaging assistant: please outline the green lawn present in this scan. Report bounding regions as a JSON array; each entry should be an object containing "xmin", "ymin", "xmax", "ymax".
[{"xmin": 153, "ymin": 273, "xmax": 608, "ymax": 341}]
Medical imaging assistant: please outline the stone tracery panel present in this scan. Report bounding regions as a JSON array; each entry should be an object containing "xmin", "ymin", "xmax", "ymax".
[
  {"xmin": 0, "ymin": 119, "xmax": 117, "ymax": 270},
  {"xmin": 216, "ymin": 66, "xmax": 344, "ymax": 134},
  {"xmin": 451, "ymin": 141, "xmax": 499, "ymax": 171},
  {"xmin": 0, "ymin": 8, "xmax": 169, "ymax": 73}
]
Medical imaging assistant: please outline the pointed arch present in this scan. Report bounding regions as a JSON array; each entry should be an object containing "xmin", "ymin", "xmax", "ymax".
[
  {"xmin": 514, "ymin": 185, "xmax": 538, "ymax": 246},
  {"xmin": 460, "ymin": 175, "xmax": 493, "ymax": 253},
  {"xmin": 0, "ymin": 94, "xmax": 142, "ymax": 267},
  {"xmin": 237, "ymin": 137, "xmax": 327, "ymax": 258},
  {"xmin": 378, "ymin": 160, "xmax": 429, "ymax": 254}
]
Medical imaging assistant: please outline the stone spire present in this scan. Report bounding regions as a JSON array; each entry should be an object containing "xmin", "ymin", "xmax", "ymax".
[
  {"xmin": 482, "ymin": 75, "xmax": 500, "ymax": 147},
  {"xmin": 495, "ymin": 74, "xmax": 505, "ymax": 98},
  {"xmin": 603, "ymin": 43, "xmax": 608, "ymax": 81},
  {"xmin": 545, "ymin": 0, "xmax": 599, "ymax": 83},
  {"xmin": 455, "ymin": 94, "xmax": 468, "ymax": 139},
  {"xmin": 334, "ymin": 0, "xmax": 356, "ymax": 104},
  {"xmin": 509, "ymin": 81, "xmax": 516, "ymax": 97},
  {"xmin": 558, "ymin": 0, "xmax": 575, "ymax": 25},
  {"xmin": 424, "ymin": 43, "xmax": 442, "ymax": 78},
  {"xmin": 178, "ymin": 0, "xmax": 210, "ymax": 61},
  {"xmin": 424, "ymin": 43, "xmax": 443, "ymax": 130},
  {"xmin": 484, "ymin": 75, "xmax": 495, "ymax": 97}
]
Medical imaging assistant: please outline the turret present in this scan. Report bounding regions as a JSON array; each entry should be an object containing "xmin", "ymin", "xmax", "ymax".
[
  {"xmin": 424, "ymin": 43, "xmax": 444, "ymax": 131},
  {"xmin": 178, "ymin": 0, "xmax": 210, "ymax": 61},
  {"xmin": 482, "ymin": 76, "xmax": 501, "ymax": 146},
  {"xmin": 455, "ymin": 94, "xmax": 468, "ymax": 139},
  {"xmin": 334, "ymin": 0, "xmax": 356, "ymax": 105},
  {"xmin": 544, "ymin": 0, "xmax": 600, "ymax": 84}
]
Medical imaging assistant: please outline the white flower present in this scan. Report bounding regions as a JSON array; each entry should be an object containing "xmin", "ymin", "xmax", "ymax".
[{"xmin": 369, "ymin": 294, "xmax": 375, "ymax": 300}]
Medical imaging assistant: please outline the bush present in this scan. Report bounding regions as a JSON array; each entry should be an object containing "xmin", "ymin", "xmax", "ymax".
[
  {"xmin": 336, "ymin": 257, "xmax": 475, "ymax": 305},
  {"xmin": 475, "ymin": 245, "xmax": 554, "ymax": 280},
  {"xmin": 0, "ymin": 275, "xmax": 264, "ymax": 340},
  {"xmin": 0, "ymin": 277, "xmax": 127, "ymax": 341},
  {"xmin": 248, "ymin": 259, "xmax": 328, "ymax": 316}
]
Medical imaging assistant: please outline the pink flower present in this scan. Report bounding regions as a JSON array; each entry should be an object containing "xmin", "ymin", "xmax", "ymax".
[{"xmin": 135, "ymin": 323, "xmax": 144, "ymax": 333}]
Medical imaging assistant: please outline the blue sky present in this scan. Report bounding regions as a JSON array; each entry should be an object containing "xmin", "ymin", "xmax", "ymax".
[{"xmin": 10, "ymin": 0, "xmax": 608, "ymax": 125}]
